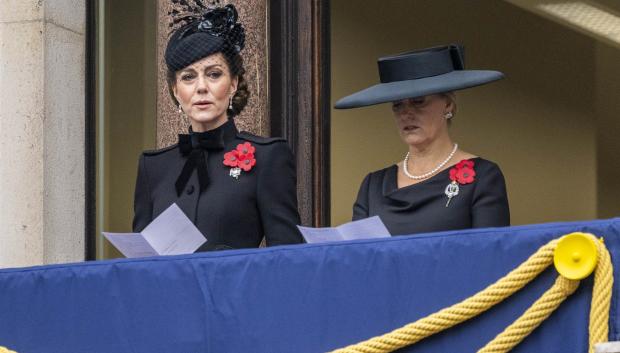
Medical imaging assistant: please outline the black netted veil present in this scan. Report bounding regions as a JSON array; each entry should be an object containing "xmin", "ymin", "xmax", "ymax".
[{"xmin": 165, "ymin": 1, "xmax": 246, "ymax": 72}]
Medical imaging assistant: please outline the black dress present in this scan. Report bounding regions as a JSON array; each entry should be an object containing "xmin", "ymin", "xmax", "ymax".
[
  {"xmin": 133, "ymin": 119, "xmax": 303, "ymax": 251},
  {"xmin": 352, "ymin": 158, "xmax": 510, "ymax": 236}
]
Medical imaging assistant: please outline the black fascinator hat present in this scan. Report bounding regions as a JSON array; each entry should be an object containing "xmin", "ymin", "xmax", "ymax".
[
  {"xmin": 165, "ymin": 1, "xmax": 246, "ymax": 72},
  {"xmin": 335, "ymin": 44, "xmax": 504, "ymax": 109}
]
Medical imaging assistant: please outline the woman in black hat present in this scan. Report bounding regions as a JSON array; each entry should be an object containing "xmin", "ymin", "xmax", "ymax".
[
  {"xmin": 335, "ymin": 45, "xmax": 509, "ymax": 236},
  {"xmin": 132, "ymin": 3, "xmax": 303, "ymax": 251}
]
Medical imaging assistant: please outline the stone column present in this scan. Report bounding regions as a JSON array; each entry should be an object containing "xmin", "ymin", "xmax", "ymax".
[
  {"xmin": 156, "ymin": 0, "xmax": 270, "ymax": 147},
  {"xmin": 0, "ymin": 0, "xmax": 85, "ymax": 268}
]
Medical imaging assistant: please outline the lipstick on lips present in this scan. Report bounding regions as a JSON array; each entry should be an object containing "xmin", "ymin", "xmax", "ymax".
[
  {"xmin": 193, "ymin": 100, "xmax": 213, "ymax": 109},
  {"xmin": 403, "ymin": 124, "xmax": 419, "ymax": 132}
]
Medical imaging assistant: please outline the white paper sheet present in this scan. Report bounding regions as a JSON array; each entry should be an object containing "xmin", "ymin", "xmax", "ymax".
[
  {"xmin": 297, "ymin": 216, "xmax": 391, "ymax": 244},
  {"xmin": 102, "ymin": 232, "xmax": 158, "ymax": 258},
  {"xmin": 102, "ymin": 203, "xmax": 207, "ymax": 258}
]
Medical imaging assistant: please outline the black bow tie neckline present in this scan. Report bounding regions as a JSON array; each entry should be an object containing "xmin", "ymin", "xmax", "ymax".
[{"xmin": 175, "ymin": 128, "xmax": 226, "ymax": 197}]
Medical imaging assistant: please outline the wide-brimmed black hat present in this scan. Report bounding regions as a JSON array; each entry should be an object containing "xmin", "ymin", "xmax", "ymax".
[{"xmin": 334, "ymin": 44, "xmax": 503, "ymax": 109}]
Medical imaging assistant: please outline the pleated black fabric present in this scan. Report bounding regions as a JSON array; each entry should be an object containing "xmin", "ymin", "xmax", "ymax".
[{"xmin": 353, "ymin": 158, "xmax": 510, "ymax": 236}]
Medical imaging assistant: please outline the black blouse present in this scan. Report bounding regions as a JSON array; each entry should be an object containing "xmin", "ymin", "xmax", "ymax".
[
  {"xmin": 352, "ymin": 158, "xmax": 510, "ymax": 236},
  {"xmin": 133, "ymin": 119, "xmax": 303, "ymax": 251}
]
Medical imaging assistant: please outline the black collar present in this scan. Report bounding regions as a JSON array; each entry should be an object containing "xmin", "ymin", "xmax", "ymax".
[{"xmin": 175, "ymin": 119, "xmax": 238, "ymax": 196}]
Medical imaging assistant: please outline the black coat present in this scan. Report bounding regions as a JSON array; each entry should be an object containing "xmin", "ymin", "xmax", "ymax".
[
  {"xmin": 133, "ymin": 119, "xmax": 303, "ymax": 251},
  {"xmin": 353, "ymin": 158, "xmax": 510, "ymax": 236}
]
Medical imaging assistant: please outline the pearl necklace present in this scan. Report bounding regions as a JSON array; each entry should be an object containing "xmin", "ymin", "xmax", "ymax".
[{"xmin": 403, "ymin": 143, "xmax": 458, "ymax": 180}]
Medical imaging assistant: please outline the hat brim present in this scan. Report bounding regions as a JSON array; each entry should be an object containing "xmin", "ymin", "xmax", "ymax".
[{"xmin": 334, "ymin": 70, "xmax": 504, "ymax": 109}]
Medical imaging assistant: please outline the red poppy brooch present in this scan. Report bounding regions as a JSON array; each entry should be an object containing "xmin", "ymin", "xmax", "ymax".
[
  {"xmin": 445, "ymin": 159, "xmax": 476, "ymax": 207},
  {"xmin": 223, "ymin": 142, "xmax": 256, "ymax": 179}
]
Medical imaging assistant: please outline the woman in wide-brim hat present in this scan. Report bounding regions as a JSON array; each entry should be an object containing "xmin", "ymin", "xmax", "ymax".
[
  {"xmin": 132, "ymin": 3, "xmax": 303, "ymax": 251},
  {"xmin": 335, "ymin": 44, "xmax": 509, "ymax": 236}
]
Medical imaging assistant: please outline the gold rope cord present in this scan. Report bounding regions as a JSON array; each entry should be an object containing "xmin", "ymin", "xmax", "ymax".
[{"xmin": 329, "ymin": 234, "xmax": 613, "ymax": 353}]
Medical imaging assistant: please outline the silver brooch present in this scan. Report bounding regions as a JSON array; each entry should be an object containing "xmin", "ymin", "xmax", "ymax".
[
  {"xmin": 444, "ymin": 181, "xmax": 459, "ymax": 207},
  {"xmin": 229, "ymin": 167, "xmax": 241, "ymax": 179}
]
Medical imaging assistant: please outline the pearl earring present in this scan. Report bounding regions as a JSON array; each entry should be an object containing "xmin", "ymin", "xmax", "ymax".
[
  {"xmin": 178, "ymin": 104, "xmax": 183, "ymax": 114},
  {"xmin": 228, "ymin": 96, "xmax": 233, "ymax": 111},
  {"xmin": 444, "ymin": 112, "xmax": 453, "ymax": 119}
]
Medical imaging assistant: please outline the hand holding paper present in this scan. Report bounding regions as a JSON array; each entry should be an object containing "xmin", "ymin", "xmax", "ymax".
[
  {"xmin": 297, "ymin": 216, "xmax": 391, "ymax": 244},
  {"xmin": 103, "ymin": 203, "xmax": 206, "ymax": 258}
]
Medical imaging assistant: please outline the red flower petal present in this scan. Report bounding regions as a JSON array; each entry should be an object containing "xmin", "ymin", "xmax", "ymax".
[
  {"xmin": 238, "ymin": 153, "xmax": 254, "ymax": 161},
  {"xmin": 223, "ymin": 151, "xmax": 239, "ymax": 167},
  {"xmin": 225, "ymin": 143, "xmax": 257, "ymax": 173},
  {"xmin": 236, "ymin": 142, "xmax": 256, "ymax": 156},
  {"xmin": 449, "ymin": 168, "xmax": 458, "ymax": 181},
  {"xmin": 455, "ymin": 167, "xmax": 476, "ymax": 184},
  {"xmin": 456, "ymin": 159, "xmax": 474, "ymax": 169},
  {"xmin": 239, "ymin": 158, "xmax": 256, "ymax": 171}
]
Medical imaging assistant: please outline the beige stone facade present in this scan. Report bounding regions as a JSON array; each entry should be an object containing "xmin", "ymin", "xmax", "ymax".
[
  {"xmin": 0, "ymin": 0, "xmax": 85, "ymax": 267},
  {"xmin": 0, "ymin": 0, "xmax": 272, "ymax": 266}
]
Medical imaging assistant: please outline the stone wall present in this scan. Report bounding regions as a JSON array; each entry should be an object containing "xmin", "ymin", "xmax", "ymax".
[{"xmin": 0, "ymin": 0, "xmax": 85, "ymax": 267}]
